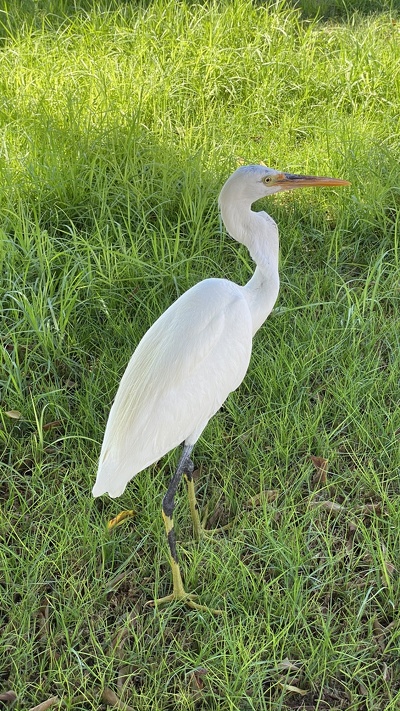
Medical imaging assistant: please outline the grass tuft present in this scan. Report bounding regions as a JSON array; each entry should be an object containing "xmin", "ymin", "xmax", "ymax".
[{"xmin": 1, "ymin": 1, "xmax": 399, "ymax": 709}]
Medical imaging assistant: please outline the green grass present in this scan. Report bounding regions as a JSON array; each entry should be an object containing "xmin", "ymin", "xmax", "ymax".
[{"xmin": 1, "ymin": 0, "xmax": 399, "ymax": 709}]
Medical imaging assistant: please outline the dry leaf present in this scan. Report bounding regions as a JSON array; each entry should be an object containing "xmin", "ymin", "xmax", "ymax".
[
  {"xmin": 346, "ymin": 527, "xmax": 356, "ymax": 554},
  {"xmin": 117, "ymin": 665, "xmax": 131, "ymax": 692},
  {"xmin": 64, "ymin": 379, "xmax": 77, "ymax": 389},
  {"xmin": 101, "ymin": 688, "xmax": 134, "ymax": 711},
  {"xmin": 310, "ymin": 455, "xmax": 328, "ymax": 488},
  {"xmin": 277, "ymin": 658, "xmax": 300, "ymax": 671},
  {"xmin": 205, "ymin": 500, "xmax": 227, "ymax": 529},
  {"xmin": 382, "ymin": 662, "xmax": 391, "ymax": 682},
  {"xmin": 384, "ymin": 560, "xmax": 396, "ymax": 576},
  {"xmin": 42, "ymin": 420, "xmax": 62, "ymax": 431},
  {"xmin": 279, "ymin": 681, "xmax": 308, "ymax": 696},
  {"xmin": 309, "ymin": 500, "xmax": 344, "ymax": 515},
  {"xmin": 28, "ymin": 697, "xmax": 60, "ymax": 711},
  {"xmin": 112, "ymin": 628, "xmax": 130, "ymax": 652},
  {"xmin": 108, "ymin": 510, "xmax": 135, "ymax": 530},
  {"xmin": 359, "ymin": 503, "xmax": 382, "ymax": 515},
  {"xmin": 190, "ymin": 467, "xmax": 200, "ymax": 481},
  {"xmin": 43, "ymin": 446, "xmax": 58, "ymax": 455},
  {"xmin": 111, "ymin": 615, "xmax": 137, "ymax": 654},
  {"xmin": 0, "ymin": 691, "xmax": 17, "ymax": 703},
  {"xmin": 373, "ymin": 619, "xmax": 387, "ymax": 652},
  {"xmin": 359, "ymin": 682, "xmax": 368, "ymax": 696},
  {"xmin": 187, "ymin": 668, "xmax": 208, "ymax": 702},
  {"xmin": 5, "ymin": 410, "xmax": 22, "ymax": 419},
  {"xmin": 36, "ymin": 597, "xmax": 50, "ymax": 642}
]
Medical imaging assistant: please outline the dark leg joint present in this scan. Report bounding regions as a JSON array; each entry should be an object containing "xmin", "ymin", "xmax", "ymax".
[
  {"xmin": 184, "ymin": 458, "xmax": 194, "ymax": 479},
  {"xmin": 184, "ymin": 469, "xmax": 193, "ymax": 484},
  {"xmin": 167, "ymin": 528, "xmax": 178, "ymax": 564},
  {"xmin": 162, "ymin": 494, "xmax": 174, "ymax": 520}
]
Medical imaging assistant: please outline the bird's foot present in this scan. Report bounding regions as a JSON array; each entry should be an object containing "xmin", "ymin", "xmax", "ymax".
[
  {"xmin": 195, "ymin": 503, "xmax": 233, "ymax": 538},
  {"xmin": 145, "ymin": 590, "xmax": 223, "ymax": 615},
  {"xmin": 145, "ymin": 556, "xmax": 223, "ymax": 614},
  {"xmin": 194, "ymin": 523, "xmax": 232, "ymax": 542}
]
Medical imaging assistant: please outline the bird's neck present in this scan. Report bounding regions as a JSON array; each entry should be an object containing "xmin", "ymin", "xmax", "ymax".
[{"xmin": 220, "ymin": 201, "xmax": 280, "ymax": 335}]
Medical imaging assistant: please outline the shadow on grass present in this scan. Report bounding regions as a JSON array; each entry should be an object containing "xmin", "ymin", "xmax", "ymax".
[
  {"xmin": 287, "ymin": 0, "xmax": 399, "ymax": 20},
  {"xmin": 1, "ymin": 0, "xmax": 399, "ymax": 40}
]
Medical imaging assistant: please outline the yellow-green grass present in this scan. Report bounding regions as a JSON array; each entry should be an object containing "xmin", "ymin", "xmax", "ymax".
[{"xmin": 1, "ymin": 1, "xmax": 399, "ymax": 709}]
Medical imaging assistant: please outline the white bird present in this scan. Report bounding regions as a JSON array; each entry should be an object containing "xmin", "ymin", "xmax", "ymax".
[{"xmin": 93, "ymin": 164, "xmax": 349, "ymax": 612}]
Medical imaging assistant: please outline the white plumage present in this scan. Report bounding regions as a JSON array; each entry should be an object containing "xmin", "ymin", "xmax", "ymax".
[{"xmin": 92, "ymin": 278, "xmax": 253, "ymax": 497}]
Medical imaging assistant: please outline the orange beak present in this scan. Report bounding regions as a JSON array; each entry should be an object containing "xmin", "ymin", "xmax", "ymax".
[{"xmin": 275, "ymin": 172, "xmax": 350, "ymax": 190}]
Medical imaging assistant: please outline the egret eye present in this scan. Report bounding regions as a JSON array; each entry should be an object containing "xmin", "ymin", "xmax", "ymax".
[{"xmin": 263, "ymin": 176, "xmax": 272, "ymax": 184}]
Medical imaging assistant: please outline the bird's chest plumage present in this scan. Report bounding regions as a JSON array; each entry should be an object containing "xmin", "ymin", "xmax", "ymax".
[
  {"xmin": 162, "ymin": 278, "xmax": 253, "ymax": 405},
  {"xmin": 158, "ymin": 279, "xmax": 253, "ymax": 445}
]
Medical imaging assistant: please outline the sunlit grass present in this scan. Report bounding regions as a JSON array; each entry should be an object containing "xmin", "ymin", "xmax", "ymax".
[{"xmin": 1, "ymin": 1, "xmax": 399, "ymax": 709}]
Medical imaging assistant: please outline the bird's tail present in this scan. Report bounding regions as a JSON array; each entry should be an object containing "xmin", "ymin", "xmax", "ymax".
[{"xmin": 92, "ymin": 451, "xmax": 132, "ymax": 499}]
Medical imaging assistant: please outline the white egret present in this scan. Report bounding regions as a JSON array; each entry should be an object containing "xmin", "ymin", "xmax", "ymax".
[{"xmin": 92, "ymin": 164, "xmax": 349, "ymax": 612}]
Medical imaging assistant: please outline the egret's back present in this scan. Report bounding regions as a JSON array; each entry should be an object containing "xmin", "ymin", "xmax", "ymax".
[{"xmin": 92, "ymin": 278, "xmax": 253, "ymax": 498}]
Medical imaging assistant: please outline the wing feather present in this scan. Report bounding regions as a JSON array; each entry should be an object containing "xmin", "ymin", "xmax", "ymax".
[{"xmin": 93, "ymin": 278, "xmax": 252, "ymax": 497}]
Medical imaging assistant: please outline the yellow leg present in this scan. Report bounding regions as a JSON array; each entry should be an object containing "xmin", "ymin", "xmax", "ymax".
[
  {"xmin": 147, "ymin": 510, "xmax": 222, "ymax": 614},
  {"xmin": 146, "ymin": 445, "xmax": 222, "ymax": 614},
  {"xmin": 184, "ymin": 473, "xmax": 202, "ymax": 541},
  {"xmin": 185, "ymin": 472, "xmax": 232, "ymax": 538}
]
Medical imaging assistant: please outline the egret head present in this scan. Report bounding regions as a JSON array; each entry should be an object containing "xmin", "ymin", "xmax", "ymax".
[{"xmin": 219, "ymin": 164, "xmax": 350, "ymax": 208}]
